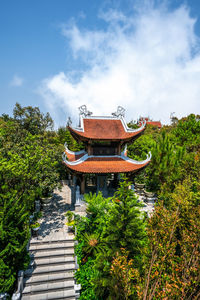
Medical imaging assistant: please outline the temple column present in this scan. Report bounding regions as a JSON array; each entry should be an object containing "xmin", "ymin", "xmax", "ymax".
[
  {"xmin": 80, "ymin": 175, "xmax": 85, "ymax": 194},
  {"xmin": 117, "ymin": 143, "xmax": 121, "ymax": 155},
  {"xmin": 113, "ymin": 173, "xmax": 118, "ymax": 188},
  {"xmin": 68, "ymin": 173, "xmax": 72, "ymax": 186},
  {"xmin": 72, "ymin": 175, "xmax": 76, "ymax": 186},
  {"xmin": 72, "ymin": 175, "xmax": 77, "ymax": 206},
  {"xmin": 88, "ymin": 141, "xmax": 92, "ymax": 155},
  {"xmin": 97, "ymin": 175, "xmax": 100, "ymax": 194},
  {"xmin": 97, "ymin": 175, "xmax": 107, "ymax": 196}
]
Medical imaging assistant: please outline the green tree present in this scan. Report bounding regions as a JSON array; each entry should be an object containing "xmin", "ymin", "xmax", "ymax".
[
  {"xmin": 75, "ymin": 182, "xmax": 148, "ymax": 299},
  {"xmin": 0, "ymin": 132, "xmax": 60, "ymax": 209},
  {"xmin": 128, "ymin": 127, "xmax": 157, "ymax": 161},
  {"xmin": 90, "ymin": 179, "xmax": 147, "ymax": 299},
  {"xmin": 57, "ymin": 126, "xmax": 84, "ymax": 152},
  {"xmin": 13, "ymin": 102, "xmax": 53, "ymax": 135},
  {"xmin": 85, "ymin": 192, "xmax": 112, "ymax": 235},
  {"xmin": 0, "ymin": 104, "xmax": 63, "ymax": 295},
  {"xmin": 0, "ymin": 193, "xmax": 30, "ymax": 294},
  {"xmin": 146, "ymin": 131, "xmax": 185, "ymax": 192},
  {"xmin": 105, "ymin": 179, "xmax": 147, "ymax": 264},
  {"xmin": 110, "ymin": 248, "xmax": 141, "ymax": 300},
  {"xmin": 141, "ymin": 179, "xmax": 200, "ymax": 300},
  {"xmin": 173, "ymin": 114, "xmax": 200, "ymax": 151}
]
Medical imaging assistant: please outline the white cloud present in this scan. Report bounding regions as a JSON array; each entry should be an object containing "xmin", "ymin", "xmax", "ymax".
[
  {"xmin": 40, "ymin": 2, "xmax": 200, "ymax": 126},
  {"xmin": 10, "ymin": 75, "xmax": 24, "ymax": 87}
]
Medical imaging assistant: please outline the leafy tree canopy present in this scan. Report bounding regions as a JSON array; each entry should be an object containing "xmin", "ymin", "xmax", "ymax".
[{"xmin": 13, "ymin": 102, "xmax": 54, "ymax": 135}]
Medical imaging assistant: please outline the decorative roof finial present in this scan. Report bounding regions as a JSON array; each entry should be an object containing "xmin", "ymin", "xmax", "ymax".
[
  {"xmin": 67, "ymin": 117, "xmax": 72, "ymax": 126},
  {"xmin": 79, "ymin": 105, "xmax": 93, "ymax": 117},
  {"xmin": 112, "ymin": 106, "xmax": 125, "ymax": 118}
]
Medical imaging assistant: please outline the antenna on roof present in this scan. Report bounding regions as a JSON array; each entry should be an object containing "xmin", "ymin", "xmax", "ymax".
[
  {"xmin": 112, "ymin": 106, "xmax": 125, "ymax": 118},
  {"xmin": 79, "ymin": 105, "xmax": 93, "ymax": 117}
]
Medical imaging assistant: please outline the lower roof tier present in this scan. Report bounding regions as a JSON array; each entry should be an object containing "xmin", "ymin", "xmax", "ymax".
[{"xmin": 63, "ymin": 155, "xmax": 150, "ymax": 174}]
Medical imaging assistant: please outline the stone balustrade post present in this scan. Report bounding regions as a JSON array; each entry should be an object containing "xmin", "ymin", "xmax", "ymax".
[
  {"xmin": 11, "ymin": 271, "xmax": 24, "ymax": 300},
  {"xmin": 35, "ymin": 200, "xmax": 41, "ymax": 213}
]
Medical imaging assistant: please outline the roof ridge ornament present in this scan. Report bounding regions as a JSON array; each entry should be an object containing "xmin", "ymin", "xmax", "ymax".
[
  {"xmin": 67, "ymin": 117, "xmax": 72, "ymax": 126},
  {"xmin": 112, "ymin": 106, "xmax": 125, "ymax": 118},
  {"xmin": 79, "ymin": 105, "xmax": 93, "ymax": 117}
]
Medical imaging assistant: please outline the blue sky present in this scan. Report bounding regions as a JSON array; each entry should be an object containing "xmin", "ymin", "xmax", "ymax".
[{"xmin": 1, "ymin": 0, "xmax": 200, "ymax": 127}]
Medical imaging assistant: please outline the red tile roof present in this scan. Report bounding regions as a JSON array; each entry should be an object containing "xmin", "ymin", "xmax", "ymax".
[
  {"xmin": 139, "ymin": 118, "xmax": 162, "ymax": 128},
  {"xmin": 63, "ymin": 156, "xmax": 150, "ymax": 174},
  {"xmin": 147, "ymin": 121, "xmax": 162, "ymax": 128},
  {"xmin": 65, "ymin": 150, "xmax": 85, "ymax": 162},
  {"xmin": 69, "ymin": 118, "xmax": 145, "ymax": 141}
]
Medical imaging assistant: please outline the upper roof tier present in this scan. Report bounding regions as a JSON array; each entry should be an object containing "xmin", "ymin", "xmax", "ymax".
[{"xmin": 68, "ymin": 116, "xmax": 146, "ymax": 142}]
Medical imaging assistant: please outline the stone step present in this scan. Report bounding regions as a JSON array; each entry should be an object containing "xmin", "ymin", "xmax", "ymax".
[
  {"xmin": 25, "ymin": 272, "xmax": 74, "ymax": 286},
  {"xmin": 42, "ymin": 205, "xmax": 67, "ymax": 211},
  {"xmin": 22, "ymin": 288, "xmax": 76, "ymax": 300},
  {"xmin": 22, "ymin": 280, "xmax": 74, "ymax": 295},
  {"xmin": 25, "ymin": 264, "xmax": 75, "ymax": 277},
  {"xmin": 30, "ymin": 249, "xmax": 74, "ymax": 259},
  {"xmin": 30, "ymin": 238, "xmax": 74, "ymax": 245},
  {"xmin": 33, "ymin": 256, "xmax": 75, "ymax": 267},
  {"xmin": 29, "ymin": 242, "xmax": 74, "ymax": 252}
]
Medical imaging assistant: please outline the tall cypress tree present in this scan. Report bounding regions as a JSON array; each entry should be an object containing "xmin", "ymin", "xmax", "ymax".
[
  {"xmin": 105, "ymin": 178, "xmax": 147, "ymax": 266},
  {"xmin": 146, "ymin": 131, "xmax": 185, "ymax": 192},
  {"xmin": 92, "ymin": 178, "xmax": 148, "ymax": 298}
]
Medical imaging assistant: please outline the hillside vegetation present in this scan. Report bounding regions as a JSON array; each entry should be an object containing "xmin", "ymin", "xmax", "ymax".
[
  {"xmin": 0, "ymin": 104, "xmax": 199, "ymax": 299},
  {"xmin": 74, "ymin": 114, "xmax": 200, "ymax": 299}
]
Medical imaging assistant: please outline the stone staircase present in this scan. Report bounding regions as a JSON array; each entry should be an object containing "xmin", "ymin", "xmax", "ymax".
[{"xmin": 22, "ymin": 237, "xmax": 76, "ymax": 300}]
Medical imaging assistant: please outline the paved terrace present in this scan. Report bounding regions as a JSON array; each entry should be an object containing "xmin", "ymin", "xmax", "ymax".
[{"xmin": 36, "ymin": 184, "xmax": 72, "ymax": 240}]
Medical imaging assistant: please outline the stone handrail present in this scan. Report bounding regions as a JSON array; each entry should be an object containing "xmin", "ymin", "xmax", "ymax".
[
  {"xmin": 11, "ymin": 271, "xmax": 24, "ymax": 300},
  {"xmin": 12, "ymin": 202, "xmax": 40, "ymax": 299},
  {"xmin": 74, "ymin": 239, "xmax": 81, "ymax": 299}
]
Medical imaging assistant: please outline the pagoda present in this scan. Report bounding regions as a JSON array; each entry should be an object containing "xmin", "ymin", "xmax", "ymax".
[{"xmin": 62, "ymin": 105, "xmax": 151, "ymax": 196}]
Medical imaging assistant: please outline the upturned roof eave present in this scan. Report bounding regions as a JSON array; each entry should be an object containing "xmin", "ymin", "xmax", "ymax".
[
  {"xmin": 62, "ymin": 151, "xmax": 151, "ymax": 174},
  {"xmin": 62, "ymin": 160, "xmax": 150, "ymax": 174},
  {"xmin": 68, "ymin": 126, "xmax": 145, "ymax": 142}
]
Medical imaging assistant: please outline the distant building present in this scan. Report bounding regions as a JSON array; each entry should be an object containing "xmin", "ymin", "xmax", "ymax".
[{"xmin": 138, "ymin": 117, "xmax": 162, "ymax": 129}]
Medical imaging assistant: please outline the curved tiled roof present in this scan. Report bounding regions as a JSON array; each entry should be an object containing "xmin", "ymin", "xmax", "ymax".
[
  {"xmin": 69, "ymin": 117, "xmax": 145, "ymax": 141},
  {"xmin": 64, "ymin": 143, "xmax": 86, "ymax": 162},
  {"xmin": 147, "ymin": 121, "xmax": 162, "ymax": 128},
  {"xmin": 65, "ymin": 150, "xmax": 86, "ymax": 162},
  {"xmin": 138, "ymin": 118, "xmax": 162, "ymax": 129},
  {"xmin": 62, "ymin": 152, "xmax": 151, "ymax": 174}
]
